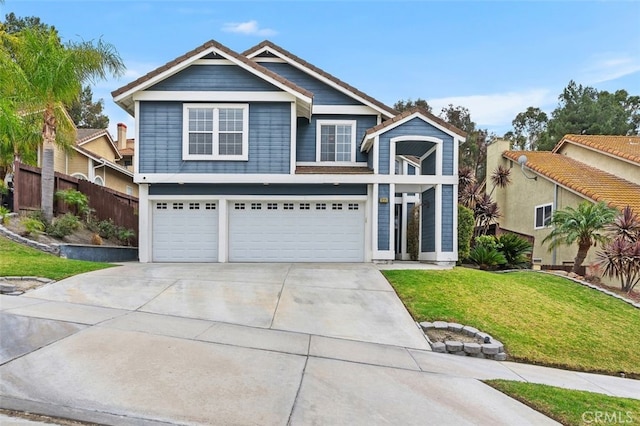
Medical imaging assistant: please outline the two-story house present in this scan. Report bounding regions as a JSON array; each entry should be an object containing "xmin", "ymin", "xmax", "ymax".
[{"xmin": 112, "ymin": 40, "xmax": 465, "ymax": 263}]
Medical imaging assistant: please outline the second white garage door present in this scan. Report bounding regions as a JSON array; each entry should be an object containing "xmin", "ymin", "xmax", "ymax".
[{"xmin": 229, "ymin": 200, "xmax": 365, "ymax": 262}]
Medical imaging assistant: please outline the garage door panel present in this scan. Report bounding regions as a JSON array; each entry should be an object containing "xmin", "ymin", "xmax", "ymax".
[
  {"xmin": 152, "ymin": 201, "xmax": 218, "ymax": 262},
  {"xmin": 229, "ymin": 201, "xmax": 364, "ymax": 262}
]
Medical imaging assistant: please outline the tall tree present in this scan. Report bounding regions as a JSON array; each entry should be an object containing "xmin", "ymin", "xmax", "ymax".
[
  {"xmin": 542, "ymin": 201, "xmax": 617, "ymax": 274},
  {"xmin": 67, "ymin": 85, "xmax": 109, "ymax": 128},
  {"xmin": 393, "ymin": 98, "xmax": 432, "ymax": 113},
  {"xmin": 4, "ymin": 27, "xmax": 124, "ymax": 221},
  {"xmin": 2, "ymin": 12, "xmax": 54, "ymax": 34},
  {"xmin": 510, "ymin": 107, "xmax": 548, "ymax": 151}
]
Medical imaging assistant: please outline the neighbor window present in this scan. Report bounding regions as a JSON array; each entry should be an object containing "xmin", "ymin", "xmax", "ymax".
[
  {"xmin": 316, "ymin": 120, "xmax": 356, "ymax": 162},
  {"xmin": 534, "ymin": 203, "xmax": 553, "ymax": 229},
  {"xmin": 183, "ymin": 104, "xmax": 248, "ymax": 160}
]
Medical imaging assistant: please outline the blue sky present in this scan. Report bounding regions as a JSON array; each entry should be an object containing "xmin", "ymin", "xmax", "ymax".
[{"xmin": 2, "ymin": 1, "xmax": 639, "ymax": 140}]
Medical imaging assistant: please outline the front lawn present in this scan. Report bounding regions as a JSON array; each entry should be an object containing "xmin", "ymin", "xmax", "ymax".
[
  {"xmin": 486, "ymin": 380, "xmax": 640, "ymax": 425},
  {"xmin": 0, "ymin": 236, "xmax": 113, "ymax": 280},
  {"xmin": 383, "ymin": 268, "xmax": 640, "ymax": 377}
]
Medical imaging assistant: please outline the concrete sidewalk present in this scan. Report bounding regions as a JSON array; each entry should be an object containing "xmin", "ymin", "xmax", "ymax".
[{"xmin": 0, "ymin": 263, "xmax": 637, "ymax": 425}]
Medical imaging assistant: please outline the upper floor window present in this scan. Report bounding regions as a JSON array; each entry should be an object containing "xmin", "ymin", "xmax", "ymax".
[
  {"xmin": 534, "ymin": 203, "xmax": 553, "ymax": 229},
  {"xmin": 183, "ymin": 103, "xmax": 248, "ymax": 161},
  {"xmin": 316, "ymin": 120, "xmax": 356, "ymax": 163}
]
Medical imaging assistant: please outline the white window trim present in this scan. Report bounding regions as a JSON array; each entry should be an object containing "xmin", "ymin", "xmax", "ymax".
[
  {"xmin": 534, "ymin": 203, "xmax": 553, "ymax": 229},
  {"xmin": 182, "ymin": 103, "xmax": 249, "ymax": 161},
  {"xmin": 93, "ymin": 176, "xmax": 105, "ymax": 186},
  {"xmin": 315, "ymin": 119, "xmax": 357, "ymax": 163}
]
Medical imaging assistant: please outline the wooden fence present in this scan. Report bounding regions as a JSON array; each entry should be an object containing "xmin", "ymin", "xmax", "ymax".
[{"xmin": 13, "ymin": 161, "xmax": 138, "ymax": 245}]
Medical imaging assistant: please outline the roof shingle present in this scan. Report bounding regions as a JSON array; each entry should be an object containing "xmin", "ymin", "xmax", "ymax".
[
  {"xmin": 553, "ymin": 134, "xmax": 640, "ymax": 164},
  {"xmin": 364, "ymin": 107, "xmax": 467, "ymax": 139},
  {"xmin": 503, "ymin": 150, "xmax": 640, "ymax": 214}
]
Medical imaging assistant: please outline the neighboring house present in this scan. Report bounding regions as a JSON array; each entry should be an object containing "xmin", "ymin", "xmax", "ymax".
[
  {"xmin": 115, "ymin": 122, "xmax": 135, "ymax": 172},
  {"xmin": 38, "ymin": 127, "xmax": 138, "ymax": 197},
  {"xmin": 112, "ymin": 39, "xmax": 465, "ymax": 263},
  {"xmin": 486, "ymin": 134, "xmax": 640, "ymax": 268}
]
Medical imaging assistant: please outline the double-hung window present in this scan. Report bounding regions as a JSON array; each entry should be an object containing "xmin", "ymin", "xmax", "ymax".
[
  {"xmin": 534, "ymin": 203, "xmax": 553, "ymax": 229},
  {"xmin": 316, "ymin": 120, "xmax": 357, "ymax": 163},
  {"xmin": 183, "ymin": 103, "xmax": 248, "ymax": 160}
]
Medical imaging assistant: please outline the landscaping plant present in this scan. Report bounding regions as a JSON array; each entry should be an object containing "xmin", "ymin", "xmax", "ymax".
[
  {"xmin": 457, "ymin": 204, "xmax": 474, "ymax": 263},
  {"xmin": 597, "ymin": 206, "xmax": 640, "ymax": 293},
  {"xmin": 55, "ymin": 189, "xmax": 90, "ymax": 217},
  {"xmin": 407, "ymin": 205, "xmax": 420, "ymax": 261},
  {"xmin": 21, "ymin": 216, "xmax": 45, "ymax": 236},
  {"xmin": 497, "ymin": 233, "xmax": 532, "ymax": 268},
  {"xmin": 0, "ymin": 206, "xmax": 10, "ymax": 225},
  {"xmin": 47, "ymin": 212, "xmax": 80, "ymax": 238}
]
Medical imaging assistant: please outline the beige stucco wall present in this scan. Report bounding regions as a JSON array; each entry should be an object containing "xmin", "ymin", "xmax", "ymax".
[
  {"xmin": 65, "ymin": 151, "xmax": 90, "ymax": 178},
  {"xmin": 94, "ymin": 166, "xmax": 138, "ymax": 197},
  {"xmin": 558, "ymin": 143, "xmax": 639, "ymax": 185}
]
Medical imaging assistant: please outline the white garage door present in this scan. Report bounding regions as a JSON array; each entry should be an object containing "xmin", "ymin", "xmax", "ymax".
[
  {"xmin": 152, "ymin": 201, "xmax": 218, "ymax": 262},
  {"xmin": 229, "ymin": 200, "xmax": 365, "ymax": 262}
]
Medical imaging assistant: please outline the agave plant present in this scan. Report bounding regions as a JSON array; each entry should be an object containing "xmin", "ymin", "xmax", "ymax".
[
  {"xmin": 497, "ymin": 233, "xmax": 532, "ymax": 268},
  {"xmin": 488, "ymin": 165, "xmax": 511, "ymax": 196},
  {"xmin": 606, "ymin": 206, "xmax": 640, "ymax": 243},
  {"xmin": 474, "ymin": 193, "xmax": 500, "ymax": 237},
  {"xmin": 597, "ymin": 238, "xmax": 640, "ymax": 293}
]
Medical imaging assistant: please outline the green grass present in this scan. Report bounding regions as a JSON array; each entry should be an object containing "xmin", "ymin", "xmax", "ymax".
[
  {"xmin": 486, "ymin": 380, "xmax": 640, "ymax": 425},
  {"xmin": 0, "ymin": 236, "xmax": 113, "ymax": 280},
  {"xmin": 383, "ymin": 268, "xmax": 640, "ymax": 377}
]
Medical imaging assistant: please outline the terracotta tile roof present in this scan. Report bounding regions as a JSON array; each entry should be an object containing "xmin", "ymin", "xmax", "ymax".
[
  {"xmin": 118, "ymin": 148, "xmax": 134, "ymax": 156},
  {"xmin": 503, "ymin": 150, "xmax": 640, "ymax": 214},
  {"xmin": 295, "ymin": 166, "xmax": 374, "ymax": 174},
  {"xmin": 553, "ymin": 134, "xmax": 640, "ymax": 164},
  {"xmin": 111, "ymin": 40, "xmax": 312, "ymax": 100},
  {"xmin": 364, "ymin": 107, "xmax": 467, "ymax": 139},
  {"xmin": 243, "ymin": 40, "xmax": 397, "ymax": 117}
]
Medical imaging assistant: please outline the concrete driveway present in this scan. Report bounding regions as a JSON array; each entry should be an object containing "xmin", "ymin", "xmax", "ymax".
[{"xmin": 0, "ymin": 263, "xmax": 558, "ymax": 425}]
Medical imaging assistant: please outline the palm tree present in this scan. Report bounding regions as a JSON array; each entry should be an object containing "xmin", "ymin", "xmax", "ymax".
[
  {"xmin": 3, "ymin": 27, "xmax": 124, "ymax": 221},
  {"xmin": 542, "ymin": 201, "xmax": 617, "ymax": 274}
]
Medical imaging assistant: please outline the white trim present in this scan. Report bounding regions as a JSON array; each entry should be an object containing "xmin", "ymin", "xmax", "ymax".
[
  {"xmin": 364, "ymin": 185, "xmax": 372, "ymax": 262},
  {"xmin": 315, "ymin": 119, "xmax": 358, "ymax": 163},
  {"xmin": 435, "ymin": 184, "xmax": 442, "ymax": 255},
  {"xmin": 147, "ymin": 194, "xmax": 368, "ymax": 202},
  {"xmin": 290, "ymin": 102, "xmax": 297, "ymax": 174},
  {"xmin": 245, "ymin": 46, "xmax": 395, "ymax": 119},
  {"xmin": 399, "ymin": 155, "xmax": 421, "ymax": 169},
  {"xmin": 71, "ymin": 172, "xmax": 89, "ymax": 181},
  {"xmin": 390, "ymin": 135, "xmax": 443, "ymax": 177},
  {"xmin": 135, "ymin": 173, "xmax": 459, "ymax": 185},
  {"xmin": 138, "ymin": 184, "xmax": 150, "ymax": 262},
  {"xmin": 373, "ymin": 250, "xmax": 394, "ymax": 260},
  {"xmin": 251, "ymin": 57, "xmax": 287, "ymax": 63},
  {"xmin": 182, "ymin": 103, "xmax": 249, "ymax": 161},
  {"xmin": 93, "ymin": 175, "xmax": 105, "ymax": 186},
  {"xmin": 296, "ymin": 161, "xmax": 367, "ymax": 167},
  {"xmin": 133, "ymin": 91, "xmax": 296, "ymax": 103},
  {"xmin": 77, "ymin": 130, "xmax": 122, "ymax": 160},
  {"xmin": 193, "ymin": 59, "xmax": 234, "ymax": 65},
  {"xmin": 373, "ymin": 136, "xmax": 379, "ymax": 174},
  {"xmin": 534, "ymin": 202, "xmax": 554, "ymax": 229},
  {"xmin": 362, "ymin": 112, "xmax": 466, "ymax": 152},
  {"xmin": 372, "ymin": 184, "xmax": 379, "ymax": 257},
  {"xmin": 419, "ymin": 251, "xmax": 457, "ymax": 262},
  {"xmin": 312, "ymin": 105, "xmax": 379, "ymax": 115},
  {"xmin": 453, "ymin": 137, "xmax": 460, "ymax": 176},
  {"xmin": 134, "ymin": 101, "xmax": 140, "ymax": 175},
  {"xmin": 453, "ymin": 183, "xmax": 459, "ymax": 262},
  {"xmin": 389, "ymin": 183, "xmax": 395, "ymax": 262},
  {"xmin": 87, "ymin": 158, "xmax": 94, "ymax": 180},
  {"xmin": 113, "ymin": 45, "xmax": 312, "ymax": 106},
  {"xmin": 218, "ymin": 200, "xmax": 228, "ymax": 262},
  {"xmin": 72, "ymin": 148, "xmax": 134, "ymax": 178}
]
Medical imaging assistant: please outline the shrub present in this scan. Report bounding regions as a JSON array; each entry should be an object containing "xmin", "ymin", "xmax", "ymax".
[
  {"xmin": 597, "ymin": 206, "xmax": 640, "ymax": 293},
  {"xmin": 474, "ymin": 235, "xmax": 501, "ymax": 251},
  {"xmin": 55, "ymin": 189, "xmax": 89, "ymax": 217},
  {"xmin": 497, "ymin": 233, "xmax": 532, "ymax": 269},
  {"xmin": 0, "ymin": 206, "xmax": 10, "ymax": 225},
  {"xmin": 21, "ymin": 216, "xmax": 45, "ymax": 236},
  {"xmin": 469, "ymin": 245, "xmax": 506, "ymax": 270},
  {"xmin": 96, "ymin": 219, "xmax": 117, "ymax": 239},
  {"xmin": 116, "ymin": 227, "xmax": 136, "ymax": 246},
  {"xmin": 91, "ymin": 233, "xmax": 103, "ymax": 246},
  {"xmin": 48, "ymin": 213, "xmax": 80, "ymax": 238},
  {"xmin": 458, "ymin": 204, "xmax": 474, "ymax": 262},
  {"xmin": 407, "ymin": 205, "xmax": 420, "ymax": 261}
]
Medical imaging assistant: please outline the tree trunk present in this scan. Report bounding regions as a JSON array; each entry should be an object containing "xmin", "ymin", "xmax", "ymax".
[
  {"xmin": 41, "ymin": 107, "xmax": 56, "ymax": 222},
  {"xmin": 572, "ymin": 241, "xmax": 591, "ymax": 274}
]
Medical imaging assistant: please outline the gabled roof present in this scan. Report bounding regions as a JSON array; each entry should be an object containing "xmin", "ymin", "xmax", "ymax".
[
  {"xmin": 553, "ymin": 134, "xmax": 640, "ymax": 164},
  {"xmin": 73, "ymin": 144, "xmax": 133, "ymax": 178},
  {"xmin": 75, "ymin": 128, "xmax": 121, "ymax": 160},
  {"xmin": 243, "ymin": 40, "xmax": 398, "ymax": 119},
  {"xmin": 112, "ymin": 39, "xmax": 313, "ymax": 116},
  {"xmin": 503, "ymin": 150, "xmax": 640, "ymax": 214},
  {"xmin": 361, "ymin": 107, "xmax": 467, "ymax": 151}
]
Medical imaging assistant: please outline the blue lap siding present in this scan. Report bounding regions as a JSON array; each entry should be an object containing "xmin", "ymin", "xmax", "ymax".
[
  {"xmin": 139, "ymin": 101, "xmax": 291, "ymax": 174},
  {"xmin": 441, "ymin": 185, "xmax": 454, "ymax": 252},
  {"xmin": 148, "ymin": 65, "xmax": 281, "ymax": 92},
  {"xmin": 421, "ymin": 188, "xmax": 436, "ymax": 252},
  {"xmin": 378, "ymin": 184, "xmax": 390, "ymax": 250},
  {"xmin": 149, "ymin": 183, "xmax": 367, "ymax": 196}
]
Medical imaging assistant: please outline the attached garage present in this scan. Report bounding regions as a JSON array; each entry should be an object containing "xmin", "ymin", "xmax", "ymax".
[
  {"xmin": 152, "ymin": 201, "xmax": 218, "ymax": 262},
  {"xmin": 228, "ymin": 200, "xmax": 365, "ymax": 262}
]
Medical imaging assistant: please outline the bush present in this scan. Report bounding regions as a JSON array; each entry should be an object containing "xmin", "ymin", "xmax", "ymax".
[
  {"xmin": 55, "ymin": 189, "xmax": 89, "ymax": 217},
  {"xmin": 407, "ymin": 205, "xmax": 420, "ymax": 261},
  {"xmin": 0, "ymin": 206, "xmax": 10, "ymax": 225},
  {"xmin": 21, "ymin": 216, "xmax": 45, "ymax": 236},
  {"xmin": 48, "ymin": 213, "xmax": 80, "ymax": 238},
  {"xmin": 96, "ymin": 219, "xmax": 117, "ymax": 239},
  {"xmin": 116, "ymin": 227, "xmax": 136, "ymax": 246},
  {"xmin": 458, "ymin": 204, "xmax": 474, "ymax": 262},
  {"xmin": 469, "ymin": 245, "xmax": 506, "ymax": 270},
  {"xmin": 474, "ymin": 235, "xmax": 501, "ymax": 251},
  {"xmin": 497, "ymin": 233, "xmax": 532, "ymax": 269}
]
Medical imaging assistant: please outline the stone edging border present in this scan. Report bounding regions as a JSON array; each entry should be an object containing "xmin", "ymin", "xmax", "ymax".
[
  {"xmin": 0, "ymin": 276, "xmax": 55, "ymax": 295},
  {"xmin": 418, "ymin": 321, "xmax": 507, "ymax": 361},
  {"xmin": 0, "ymin": 223, "xmax": 60, "ymax": 255}
]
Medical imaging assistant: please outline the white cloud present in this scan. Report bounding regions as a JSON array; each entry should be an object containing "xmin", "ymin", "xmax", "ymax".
[
  {"xmin": 428, "ymin": 89, "xmax": 554, "ymax": 131},
  {"xmin": 222, "ymin": 20, "xmax": 277, "ymax": 37},
  {"xmin": 580, "ymin": 54, "xmax": 640, "ymax": 84}
]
